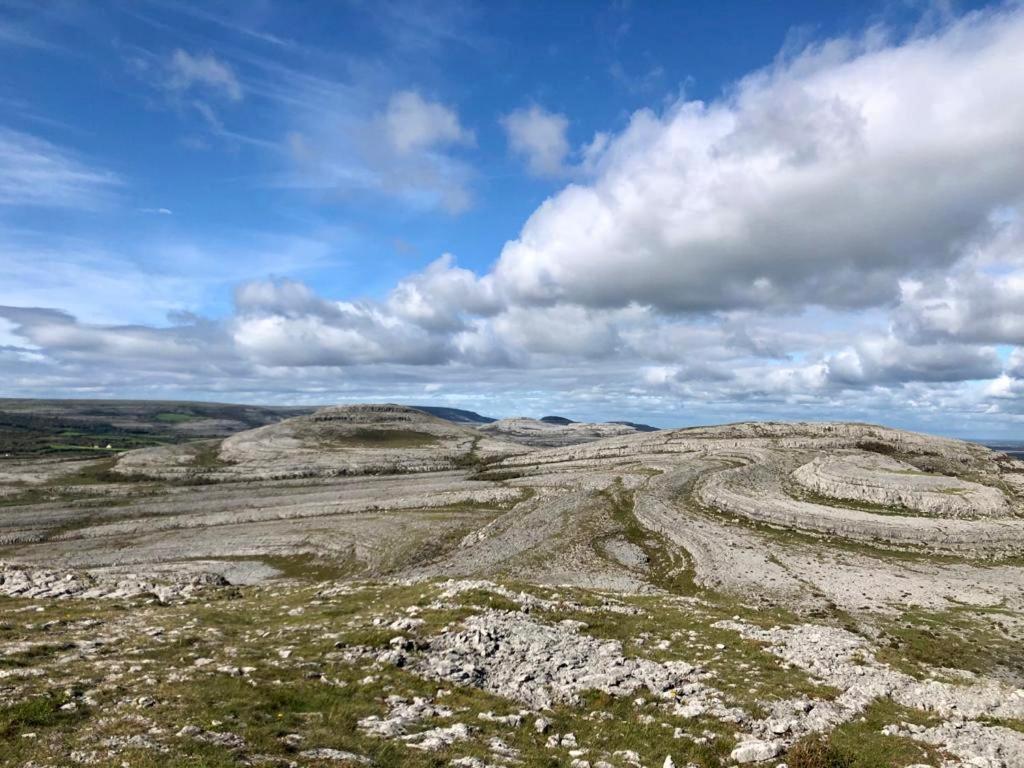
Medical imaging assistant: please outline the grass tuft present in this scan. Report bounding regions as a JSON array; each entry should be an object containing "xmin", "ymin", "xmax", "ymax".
[{"xmin": 787, "ymin": 735, "xmax": 852, "ymax": 768}]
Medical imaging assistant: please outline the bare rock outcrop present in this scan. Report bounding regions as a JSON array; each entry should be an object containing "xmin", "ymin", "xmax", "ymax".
[
  {"xmin": 793, "ymin": 453, "xmax": 1012, "ymax": 518},
  {"xmin": 0, "ymin": 561, "xmax": 228, "ymax": 602},
  {"xmin": 416, "ymin": 609, "xmax": 725, "ymax": 712},
  {"xmin": 697, "ymin": 460, "xmax": 1021, "ymax": 556}
]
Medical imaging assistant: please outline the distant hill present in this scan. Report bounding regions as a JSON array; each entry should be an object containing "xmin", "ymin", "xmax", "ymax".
[
  {"xmin": 540, "ymin": 415, "xmax": 658, "ymax": 431},
  {"xmin": 609, "ymin": 420, "xmax": 660, "ymax": 432},
  {"xmin": 408, "ymin": 405, "xmax": 496, "ymax": 424},
  {"xmin": 540, "ymin": 416, "xmax": 574, "ymax": 425},
  {"xmin": 0, "ymin": 398, "xmax": 314, "ymax": 458}
]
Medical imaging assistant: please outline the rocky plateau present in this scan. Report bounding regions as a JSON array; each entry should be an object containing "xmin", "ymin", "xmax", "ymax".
[{"xmin": 2, "ymin": 403, "xmax": 1023, "ymax": 768}]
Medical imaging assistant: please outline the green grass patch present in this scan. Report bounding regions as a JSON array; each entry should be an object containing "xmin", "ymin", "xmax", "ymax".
[
  {"xmin": 470, "ymin": 468, "xmax": 527, "ymax": 482},
  {"xmin": 786, "ymin": 734, "xmax": 853, "ymax": 768},
  {"xmin": 876, "ymin": 606, "xmax": 1024, "ymax": 680},
  {"xmin": 599, "ymin": 477, "xmax": 697, "ymax": 595},
  {"xmin": 188, "ymin": 441, "xmax": 232, "ymax": 469},
  {"xmin": 252, "ymin": 553, "xmax": 364, "ymax": 582},
  {"xmin": 0, "ymin": 693, "xmax": 85, "ymax": 740},
  {"xmin": 823, "ymin": 699, "xmax": 943, "ymax": 767},
  {"xmin": 320, "ymin": 429, "xmax": 440, "ymax": 449}
]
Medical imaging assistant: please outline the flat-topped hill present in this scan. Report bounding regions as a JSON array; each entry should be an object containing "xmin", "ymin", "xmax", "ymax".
[{"xmin": 114, "ymin": 403, "xmax": 526, "ymax": 480}]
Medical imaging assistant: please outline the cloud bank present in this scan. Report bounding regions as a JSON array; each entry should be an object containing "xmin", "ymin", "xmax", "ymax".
[{"xmin": 494, "ymin": 8, "xmax": 1024, "ymax": 313}]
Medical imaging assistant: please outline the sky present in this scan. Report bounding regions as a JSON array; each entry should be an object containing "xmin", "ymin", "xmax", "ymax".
[{"xmin": 1, "ymin": 0, "xmax": 1024, "ymax": 437}]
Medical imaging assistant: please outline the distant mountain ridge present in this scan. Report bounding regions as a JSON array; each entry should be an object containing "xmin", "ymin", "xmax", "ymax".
[
  {"xmin": 609, "ymin": 420, "xmax": 660, "ymax": 432},
  {"xmin": 410, "ymin": 407, "xmax": 660, "ymax": 432},
  {"xmin": 541, "ymin": 414, "xmax": 660, "ymax": 432},
  {"xmin": 408, "ymin": 405, "xmax": 496, "ymax": 424}
]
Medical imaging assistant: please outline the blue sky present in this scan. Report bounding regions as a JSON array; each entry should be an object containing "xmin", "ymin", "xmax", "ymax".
[
  {"xmin": 2, "ymin": 0, "xmax": 1024, "ymax": 437},
  {"xmin": 4, "ymin": 0, "xmax": 946, "ymax": 313}
]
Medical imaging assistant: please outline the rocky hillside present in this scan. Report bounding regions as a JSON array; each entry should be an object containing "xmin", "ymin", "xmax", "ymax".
[{"xmin": 113, "ymin": 404, "xmax": 528, "ymax": 481}]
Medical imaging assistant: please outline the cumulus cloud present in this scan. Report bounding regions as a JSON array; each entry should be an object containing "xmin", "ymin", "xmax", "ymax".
[
  {"xmin": 500, "ymin": 105, "xmax": 571, "ymax": 177},
  {"xmin": 232, "ymin": 278, "xmax": 451, "ymax": 366},
  {"xmin": 881, "ymin": 212, "xmax": 1024, "ymax": 347},
  {"xmin": 489, "ymin": 304, "xmax": 623, "ymax": 360},
  {"xmin": 491, "ymin": 7, "xmax": 1024, "ymax": 313},
  {"xmin": 983, "ymin": 348, "xmax": 1024, "ymax": 414},
  {"xmin": 1, "ymin": 281, "xmax": 1015, "ymax": 431},
  {"xmin": 387, "ymin": 254, "xmax": 499, "ymax": 332},
  {"xmin": 985, "ymin": 375, "xmax": 1024, "ymax": 416},
  {"xmin": 230, "ymin": 274, "xmax": 653, "ymax": 369},
  {"xmin": 235, "ymin": 278, "xmax": 323, "ymax": 316},
  {"xmin": 232, "ymin": 312, "xmax": 445, "ymax": 366},
  {"xmin": 825, "ymin": 336, "xmax": 1001, "ymax": 386},
  {"xmin": 895, "ymin": 272, "xmax": 1024, "ymax": 346},
  {"xmin": 898, "ymin": 223, "xmax": 1024, "ymax": 343},
  {"xmin": 166, "ymin": 49, "xmax": 243, "ymax": 101},
  {"xmin": 0, "ymin": 127, "xmax": 122, "ymax": 208}
]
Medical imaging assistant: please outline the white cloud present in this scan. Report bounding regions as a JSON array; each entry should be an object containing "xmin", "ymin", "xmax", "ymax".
[
  {"xmin": 384, "ymin": 90, "xmax": 472, "ymax": 153},
  {"xmin": 825, "ymin": 335, "xmax": 1001, "ymax": 385},
  {"xmin": 895, "ymin": 271, "xmax": 1024, "ymax": 346},
  {"xmin": 235, "ymin": 278, "xmax": 322, "ymax": 316},
  {"xmin": 500, "ymin": 105, "xmax": 571, "ymax": 177},
  {"xmin": 0, "ymin": 306, "xmax": 215, "ymax": 365},
  {"xmin": 0, "ymin": 127, "xmax": 122, "ymax": 209},
  {"xmin": 387, "ymin": 254, "xmax": 498, "ymax": 332},
  {"xmin": 232, "ymin": 278, "xmax": 451, "ymax": 366},
  {"xmin": 983, "ymin": 349, "xmax": 1024, "ymax": 413},
  {"xmin": 0, "ymin": 283, "xmax": 1015, "ymax": 432},
  {"xmin": 166, "ymin": 49, "xmax": 243, "ymax": 101},
  {"xmin": 489, "ymin": 304, "xmax": 622, "ymax": 360},
  {"xmin": 492, "ymin": 7, "xmax": 1024, "ymax": 313}
]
